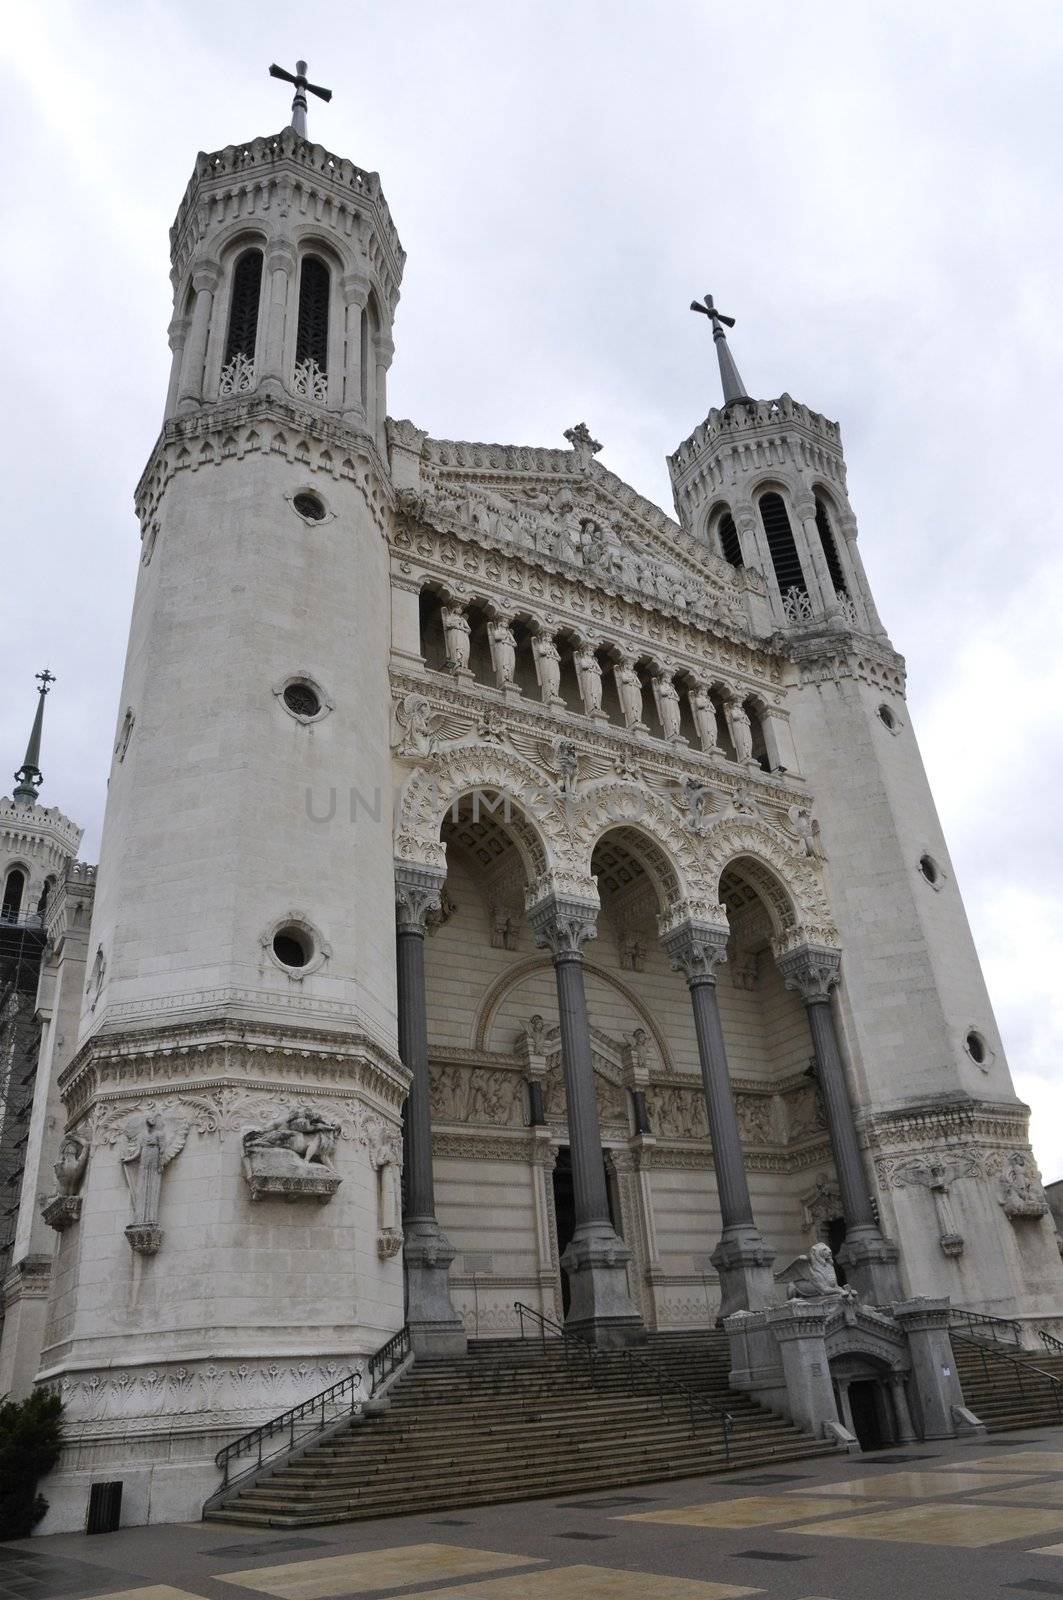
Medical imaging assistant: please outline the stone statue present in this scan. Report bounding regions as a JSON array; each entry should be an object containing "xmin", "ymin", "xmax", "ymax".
[
  {"xmin": 556, "ymin": 738, "xmax": 579, "ymax": 794},
  {"xmin": 785, "ymin": 1242, "xmax": 855, "ymax": 1301},
  {"xmin": 243, "ymin": 1105, "xmax": 340, "ymax": 1168},
  {"xmin": 521, "ymin": 1014, "xmax": 547, "ymax": 1055},
  {"xmin": 625, "ymin": 1027, "xmax": 650, "ymax": 1074},
  {"xmin": 787, "ymin": 804, "xmax": 825, "ymax": 859},
  {"xmin": 392, "ymin": 692, "xmax": 437, "ymax": 756},
  {"xmin": 54, "ymin": 1132, "xmax": 89, "ymax": 1196},
  {"xmin": 371, "ymin": 1135, "xmax": 403, "ymax": 1259},
  {"xmin": 119, "ymin": 1108, "xmax": 189, "ymax": 1253},
  {"xmin": 998, "ymin": 1153, "xmax": 1049, "ymax": 1218},
  {"xmin": 488, "ymin": 618, "xmax": 517, "ymax": 688},
  {"xmin": 574, "ymin": 643, "xmax": 604, "ymax": 715},
  {"xmin": 441, "ymin": 604, "xmax": 472, "ymax": 674},
  {"xmin": 655, "ymin": 674, "xmax": 683, "ymax": 741},
  {"xmin": 689, "ymin": 685, "xmax": 720, "ymax": 753},
  {"xmin": 615, "ymin": 658, "xmax": 644, "ymax": 729},
  {"xmin": 729, "ymin": 702, "xmax": 756, "ymax": 764},
  {"xmin": 531, "ymin": 632, "xmax": 562, "ymax": 703},
  {"xmin": 683, "ymin": 776, "xmax": 714, "ymax": 832}
]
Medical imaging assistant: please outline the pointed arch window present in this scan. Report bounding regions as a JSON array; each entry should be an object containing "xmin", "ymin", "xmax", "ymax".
[
  {"xmin": 293, "ymin": 256, "xmax": 330, "ymax": 401},
  {"xmin": 759, "ymin": 492, "xmax": 808, "ymax": 614},
  {"xmin": 2, "ymin": 869, "xmax": 25, "ymax": 923},
  {"xmin": 717, "ymin": 511, "xmax": 743, "ymax": 568},
  {"xmin": 814, "ymin": 495, "xmax": 848, "ymax": 595},
  {"xmin": 219, "ymin": 250, "xmax": 263, "ymax": 396}
]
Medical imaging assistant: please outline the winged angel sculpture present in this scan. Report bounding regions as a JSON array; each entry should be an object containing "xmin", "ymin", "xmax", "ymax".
[{"xmin": 118, "ymin": 1106, "xmax": 191, "ymax": 1254}]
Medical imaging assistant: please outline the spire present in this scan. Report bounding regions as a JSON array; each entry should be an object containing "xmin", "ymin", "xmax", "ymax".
[
  {"xmin": 690, "ymin": 293, "xmax": 754, "ymax": 407},
  {"xmin": 268, "ymin": 59, "xmax": 333, "ymax": 141},
  {"xmin": 13, "ymin": 669, "xmax": 55, "ymax": 804}
]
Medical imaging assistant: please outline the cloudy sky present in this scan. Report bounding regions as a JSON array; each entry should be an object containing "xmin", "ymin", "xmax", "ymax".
[{"xmin": 3, "ymin": 2, "xmax": 1061, "ymax": 1173}]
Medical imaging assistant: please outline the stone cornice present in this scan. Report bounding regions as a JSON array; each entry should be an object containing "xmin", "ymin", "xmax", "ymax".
[
  {"xmin": 858, "ymin": 1097, "xmax": 1031, "ymax": 1151},
  {"xmin": 58, "ymin": 1015, "xmax": 408, "ymax": 1124},
  {"xmin": 134, "ymin": 396, "xmax": 392, "ymax": 531}
]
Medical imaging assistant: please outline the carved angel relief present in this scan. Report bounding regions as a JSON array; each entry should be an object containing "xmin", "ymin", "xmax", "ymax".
[{"xmin": 118, "ymin": 1108, "xmax": 190, "ymax": 1255}]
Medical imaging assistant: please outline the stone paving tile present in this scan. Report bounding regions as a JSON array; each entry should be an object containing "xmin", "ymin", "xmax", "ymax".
[
  {"xmin": 795, "ymin": 1468, "xmax": 1030, "ymax": 1499},
  {"xmin": 214, "ymin": 1544, "xmax": 540, "ymax": 1598},
  {"xmin": 960, "ymin": 1453, "xmax": 1063, "ymax": 1473},
  {"xmin": 395, "ymin": 1566, "xmax": 761, "ymax": 1600},
  {"xmin": 62, "ymin": 1590, "xmax": 209, "ymax": 1600},
  {"xmin": 971, "ymin": 1484, "xmax": 1063, "ymax": 1507},
  {"xmin": 795, "ymin": 1502, "xmax": 1063, "ymax": 1547},
  {"xmin": 620, "ymin": 1495, "xmax": 877, "ymax": 1528}
]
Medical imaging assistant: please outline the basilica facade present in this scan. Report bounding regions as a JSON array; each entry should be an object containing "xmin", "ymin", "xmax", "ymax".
[{"xmin": 1, "ymin": 90, "xmax": 1061, "ymax": 1531}]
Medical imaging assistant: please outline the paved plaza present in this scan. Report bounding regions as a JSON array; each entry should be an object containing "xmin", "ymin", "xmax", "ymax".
[{"xmin": 10, "ymin": 1430, "xmax": 1063, "ymax": 1600}]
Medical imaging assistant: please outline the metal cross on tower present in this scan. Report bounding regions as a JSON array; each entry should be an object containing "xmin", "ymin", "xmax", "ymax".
[
  {"xmin": 268, "ymin": 59, "xmax": 332, "ymax": 141},
  {"xmin": 690, "ymin": 293, "xmax": 753, "ymax": 407},
  {"xmin": 13, "ymin": 669, "xmax": 55, "ymax": 804}
]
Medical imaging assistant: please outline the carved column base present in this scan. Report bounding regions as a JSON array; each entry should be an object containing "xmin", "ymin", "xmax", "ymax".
[
  {"xmin": 404, "ymin": 1218, "xmax": 467, "ymax": 1356},
  {"xmin": 561, "ymin": 1223, "xmax": 644, "ymax": 1347},
  {"xmin": 838, "ymin": 1227, "xmax": 902, "ymax": 1306},
  {"xmin": 712, "ymin": 1228, "xmax": 777, "ymax": 1322}
]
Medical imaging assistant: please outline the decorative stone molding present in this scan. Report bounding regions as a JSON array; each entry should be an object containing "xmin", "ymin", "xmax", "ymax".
[
  {"xmin": 41, "ymin": 1195, "xmax": 82, "ymax": 1232},
  {"xmin": 659, "ymin": 918, "xmax": 729, "ymax": 984},
  {"xmin": 776, "ymin": 945, "xmax": 842, "ymax": 1002},
  {"xmin": 260, "ymin": 912, "xmax": 331, "ymax": 981},
  {"xmin": 526, "ymin": 891, "xmax": 599, "ymax": 957}
]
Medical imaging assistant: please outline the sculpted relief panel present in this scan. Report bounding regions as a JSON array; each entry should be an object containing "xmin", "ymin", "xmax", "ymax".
[{"xmin": 429, "ymin": 1064, "xmax": 526, "ymax": 1128}]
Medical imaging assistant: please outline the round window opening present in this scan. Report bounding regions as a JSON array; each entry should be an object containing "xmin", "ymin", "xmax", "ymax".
[
  {"xmin": 293, "ymin": 491, "xmax": 326, "ymax": 522},
  {"xmin": 919, "ymin": 854, "xmax": 940, "ymax": 885},
  {"xmin": 273, "ymin": 927, "xmax": 311, "ymax": 969},
  {"xmin": 878, "ymin": 704, "xmax": 896, "ymax": 730},
  {"xmin": 966, "ymin": 1030, "xmax": 988, "ymax": 1065},
  {"xmin": 283, "ymin": 681, "xmax": 322, "ymax": 718}
]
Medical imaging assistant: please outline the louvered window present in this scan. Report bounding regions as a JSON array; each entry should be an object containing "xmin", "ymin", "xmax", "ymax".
[
  {"xmin": 718, "ymin": 512, "xmax": 743, "ymax": 568},
  {"xmin": 815, "ymin": 496, "xmax": 848, "ymax": 594},
  {"xmin": 759, "ymin": 493, "xmax": 806, "ymax": 595},
  {"xmin": 223, "ymin": 250, "xmax": 263, "ymax": 364},
  {"xmin": 296, "ymin": 256, "xmax": 330, "ymax": 371}
]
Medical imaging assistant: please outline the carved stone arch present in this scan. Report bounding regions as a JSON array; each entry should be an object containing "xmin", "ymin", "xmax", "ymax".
[
  {"xmin": 472, "ymin": 953, "xmax": 675, "ymax": 1072},
  {"xmin": 576, "ymin": 783, "xmax": 702, "ymax": 913},
  {"xmin": 395, "ymin": 744, "xmax": 573, "ymax": 880},
  {"xmin": 214, "ymin": 223, "xmax": 270, "ymax": 270},
  {"xmin": 748, "ymin": 471, "xmax": 805, "ymax": 508},
  {"xmin": 701, "ymin": 816, "xmax": 834, "ymax": 934}
]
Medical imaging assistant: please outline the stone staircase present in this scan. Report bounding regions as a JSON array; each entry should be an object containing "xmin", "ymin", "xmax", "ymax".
[
  {"xmin": 951, "ymin": 1336, "xmax": 1063, "ymax": 1434},
  {"xmin": 206, "ymin": 1330, "xmax": 839, "ymax": 1527}
]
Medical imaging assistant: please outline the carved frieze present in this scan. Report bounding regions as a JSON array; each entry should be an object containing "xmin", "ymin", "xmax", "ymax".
[{"xmin": 429, "ymin": 1064, "xmax": 525, "ymax": 1128}]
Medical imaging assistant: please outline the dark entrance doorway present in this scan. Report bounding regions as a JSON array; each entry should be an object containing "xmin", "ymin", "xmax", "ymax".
[
  {"xmin": 847, "ymin": 1379, "xmax": 891, "ymax": 1450},
  {"xmin": 552, "ymin": 1146, "xmax": 619, "ymax": 1315}
]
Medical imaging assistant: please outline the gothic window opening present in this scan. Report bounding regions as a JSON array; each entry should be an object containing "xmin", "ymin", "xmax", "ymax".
[
  {"xmin": 2, "ymin": 869, "xmax": 26, "ymax": 923},
  {"xmin": 759, "ymin": 492, "xmax": 807, "ymax": 604},
  {"xmin": 815, "ymin": 495, "xmax": 848, "ymax": 594},
  {"xmin": 296, "ymin": 257, "xmax": 330, "ymax": 368},
  {"xmin": 717, "ymin": 512, "xmax": 744, "ymax": 568},
  {"xmin": 223, "ymin": 250, "xmax": 263, "ymax": 369},
  {"xmin": 36, "ymin": 876, "xmax": 55, "ymax": 919}
]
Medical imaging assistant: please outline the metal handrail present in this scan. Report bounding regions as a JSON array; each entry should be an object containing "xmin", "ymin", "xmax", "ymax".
[
  {"xmin": 948, "ymin": 1308, "xmax": 1024, "ymax": 1346},
  {"xmin": 950, "ymin": 1331, "xmax": 1063, "ymax": 1422},
  {"xmin": 213, "ymin": 1324, "xmax": 410, "ymax": 1490},
  {"xmin": 513, "ymin": 1301, "xmax": 733, "ymax": 1462},
  {"xmin": 1040, "ymin": 1329, "xmax": 1063, "ymax": 1356}
]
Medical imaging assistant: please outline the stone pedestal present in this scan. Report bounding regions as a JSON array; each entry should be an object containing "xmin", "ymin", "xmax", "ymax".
[
  {"xmin": 893, "ymin": 1297, "xmax": 983, "ymax": 1440},
  {"xmin": 839, "ymin": 1228, "xmax": 903, "ymax": 1307},
  {"xmin": 404, "ymin": 1220, "xmax": 467, "ymax": 1356},
  {"xmin": 713, "ymin": 1228, "xmax": 778, "ymax": 1322},
  {"xmin": 764, "ymin": 1301, "xmax": 841, "ymax": 1437},
  {"xmin": 562, "ymin": 1224, "xmax": 640, "ymax": 1348}
]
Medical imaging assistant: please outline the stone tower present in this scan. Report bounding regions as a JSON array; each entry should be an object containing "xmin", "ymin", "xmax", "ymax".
[
  {"xmin": 669, "ymin": 313, "xmax": 1061, "ymax": 1320},
  {"xmin": 35, "ymin": 100, "xmax": 411, "ymax": 1527}
]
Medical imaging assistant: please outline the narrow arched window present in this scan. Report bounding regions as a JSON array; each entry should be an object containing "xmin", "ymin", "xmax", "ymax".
[
  {"xmin": 814, "ymin": 495, "xmax": 848, "ymax": 594},
  {"xmin": 296, "ymin": 256, "xmax": 330, "ymax": 372},
  {"xmin": 359, "ymin": 306, "xmax": 369, "ymax": 410},
  {"xmin": 223, "ymin": 250, "xmax": 263, "ymax": 366},
  {"xmin": 717, "ymin": 512, "xmax": 743, "ymax": 568},
  {"xmin": 759, "ymin": 492, "xmax": 807, "ymax": 599},
  {"xmin": 2, "ymin": 869, "xmax": 26, "ymax": 922},
  {"xmin": 37, "ymin": 876, "xmax": 55, "ymax": 918}
]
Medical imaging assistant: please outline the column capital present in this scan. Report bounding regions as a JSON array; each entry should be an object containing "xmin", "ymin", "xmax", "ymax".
[
  {"xmin": 659, "ymin": 917, "xmax": 729, "ymax": 984},
  {"xmin": 266, "ymin": 239, "xmax": 297, "ymax": 275},
  {"xmin": 341, "ymin": 268, "xmax": 372, "ymax": 306},
  {"xmin": 191, "ymin": 263, "xmax": 222, "ymax": 294},
  {"xmin": 776, "ymin": 943, "xmax": 842, "ymax": 1002},
  {"xmin": 527, "ymin": 892, "xmax": 598, "ymax": 957},
  {"xmin": 394, "ymin": 862, "xmax": 446, "ymax": 934}
]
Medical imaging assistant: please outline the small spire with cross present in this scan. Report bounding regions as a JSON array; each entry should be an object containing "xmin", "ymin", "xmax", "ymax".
[
  {"xmin": 268, "ymin": 59, "xmax": 332, "ymax": 141},
  {"xmin": 690, "ymin": 293, "xmax": 753, "ymax": 407},
  {"xmin": 13, "ymin": 669, "xmax": 55, "ymax": 805}
]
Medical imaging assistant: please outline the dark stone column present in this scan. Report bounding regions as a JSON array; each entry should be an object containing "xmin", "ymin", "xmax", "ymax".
[
  {"xmin": 778, "ymin": 945, "xmax": 901, "ymax": 1306},
  {"xmin": 661, "ymin": 919, "xmax": 775, "ymax": 1319},
  {"xmin": 395, "ymin": 863, "xmax": 465, "ymax": 1355},
  {"xmin": 528, "ymin": 891, "xmax": 643, "ymax": 1346}
]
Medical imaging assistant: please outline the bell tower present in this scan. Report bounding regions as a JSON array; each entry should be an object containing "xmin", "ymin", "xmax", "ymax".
[
  {"xmin": 36, "ymin": 71, "xmax": 411, "ymax": 1530},
  {"xmin": 669, "ymin": 305, "xmax": 1062, "ymax": 1323}
]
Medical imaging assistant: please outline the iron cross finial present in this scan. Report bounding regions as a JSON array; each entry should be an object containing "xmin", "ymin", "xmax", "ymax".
[
  {"xmin": 269, "ymin": 59, "xmax": 333, "ymax": 141},
  {"xmin": 689, "ymin": 292, "xmax": 752, "ymax": 407},
  {"xmin": 689, "ymin": 293, "xmax": 736, "ymax": 333},
  {"xmin": 35, "ymin": 669, "xmax": 55, "ymax": 695}
]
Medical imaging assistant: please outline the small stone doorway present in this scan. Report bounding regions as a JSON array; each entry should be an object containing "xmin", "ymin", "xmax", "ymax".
[
  {"xmin": 847, "ymin": 1379, "xmax": 891, "ymax": 1450},
  {"xmin": 552, "ymin": 1146, "xmax": 620, "ymax": 1315}
]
